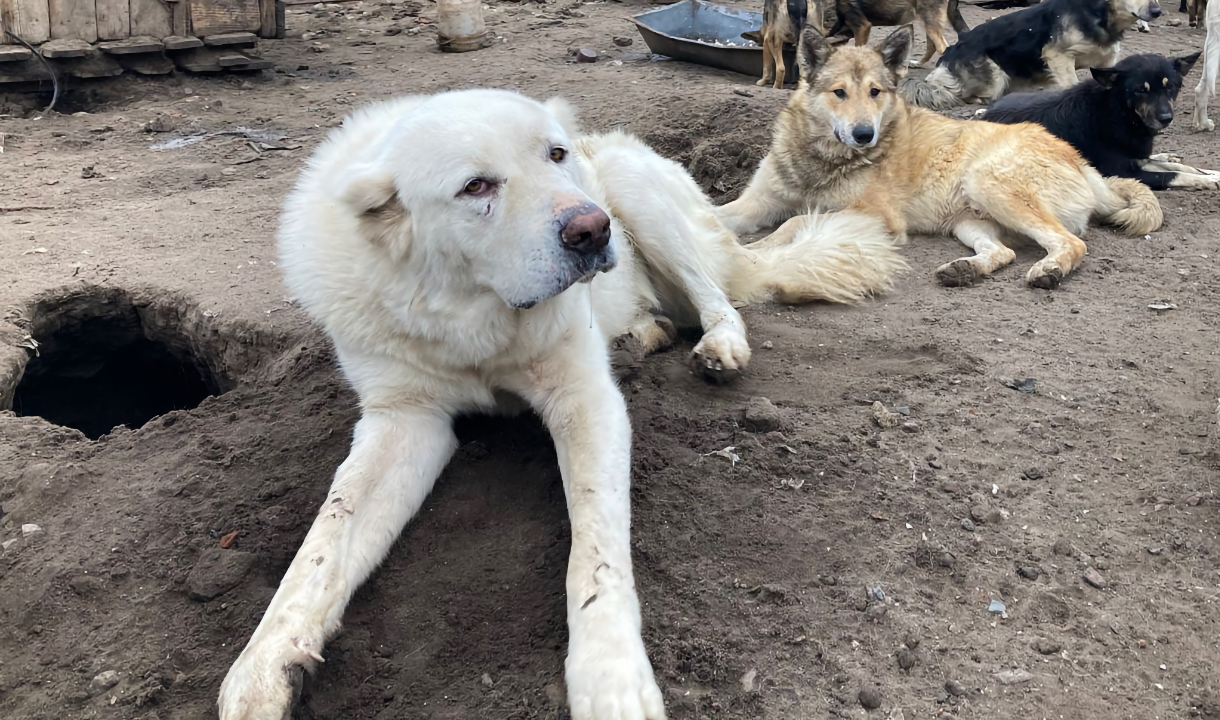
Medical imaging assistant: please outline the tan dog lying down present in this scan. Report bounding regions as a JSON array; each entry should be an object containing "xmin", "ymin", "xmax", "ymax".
[{"xmin": 717, "ymin": 26, "xmax": 1162, "ymax": 289}]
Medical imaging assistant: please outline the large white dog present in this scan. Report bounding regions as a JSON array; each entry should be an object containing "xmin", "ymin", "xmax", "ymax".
[{"xmin": 216, "ymin": 89, "xmax": 902, "ymax": 720}]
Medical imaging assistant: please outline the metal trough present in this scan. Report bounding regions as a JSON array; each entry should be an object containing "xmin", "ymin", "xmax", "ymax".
[{"xmin": 628, "ymin": 0, "xmax": 799, "ymax": 81}]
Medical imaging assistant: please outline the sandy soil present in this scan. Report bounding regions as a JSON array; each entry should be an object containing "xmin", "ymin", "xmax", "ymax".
[{"xmin": 2, "ymin": 3, "xmax": 1220, "ymax": 719}]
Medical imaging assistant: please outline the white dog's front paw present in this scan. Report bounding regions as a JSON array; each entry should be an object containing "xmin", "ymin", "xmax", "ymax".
[
  {"xmin": 218, "ymin": 634, "xmax": 322, "ymax": 720},
  {"xmin": 1199, "ymin": 118, "xmax": 1216, "ymax": 133},
  {"xmin": 1149, "ymin": 152, "xmax": 1182, "ymax": 163},
  {"xmin": 567, "ymin": 631, "xmax": 666, "ymax": 720},
  {"xmin": 689, "ymin": 321, "xmax": 751, "ymax": 385},
  {"xmin": 1136, "ymin": 19, "xmax": 1150, "ymax": 32}
]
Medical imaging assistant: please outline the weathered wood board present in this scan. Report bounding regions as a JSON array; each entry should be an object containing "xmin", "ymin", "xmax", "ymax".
[
  {"xmin": 0, "ymin": 44, "xmax": 34, "ymax": 60},
  {"xmin": 1, "ymin": 0, "xmax": 52, "ymax": 43},
  {"xmin": 96, "ymin": 0, "xmax": 130, "ymax": 39},
  {"xmin": 189, "ymin": 0, "xmax": 260, "ymax": 36},
  {"xmin": 130, "ymin": 0, "xmax": 173, "ymax": 38},
  {"xmin": 41, "ymin": 37, "xmax": 91, "ymax": 55},
  {"xmin": 49, "ymin": 0, "xmax": 98, "ymax": 43}
]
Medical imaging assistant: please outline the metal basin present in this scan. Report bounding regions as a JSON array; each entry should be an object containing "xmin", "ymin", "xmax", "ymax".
[{"xmin": 628, "ymin": 0, "xmax": 799, "ymax": 80}]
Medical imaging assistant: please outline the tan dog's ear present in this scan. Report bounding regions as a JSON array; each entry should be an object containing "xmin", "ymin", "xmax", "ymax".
[
  {"xmin": 338, "ymin": 165, "xmax": 411, "ymax": 261},
  {"xmin": 544, "ymin": 97, "xmax": 582, "ymax": 137},
  {"xmin": 796, "ymin": 26, "xmax": 832, "ymax": 85},
  {"xmin": 880, "ymin": 26, "xmax": 914, "ymax": 78}
]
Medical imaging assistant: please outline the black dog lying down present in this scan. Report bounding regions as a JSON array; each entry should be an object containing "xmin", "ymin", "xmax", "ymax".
[{"xmin": 983, "ymin": 53, "xmax": 1220, "ymax": 190}]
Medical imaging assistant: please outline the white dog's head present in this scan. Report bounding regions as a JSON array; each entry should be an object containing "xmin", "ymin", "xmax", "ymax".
[{"xmin": 335, "ymin": 90, "xmax": 616, "ymax": 309}]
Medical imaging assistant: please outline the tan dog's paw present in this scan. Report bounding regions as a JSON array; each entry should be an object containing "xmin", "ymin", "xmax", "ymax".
[
  {"xmin": 688, "ymin": 323, "xmax": 751, "ymax": 384},
  {"xmin": 218, "ymin": 636, "xmax": 320, "ymax": 720},
  {"xmin": 1025, "ymin": 262, "xmax": 1065, "ymax": 290},
  {"xmin": 935, "ymin": 259, "xmax": 979, "ymax": 287}
]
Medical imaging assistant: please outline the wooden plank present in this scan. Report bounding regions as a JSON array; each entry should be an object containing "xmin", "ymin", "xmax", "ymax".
[
  {"xmin": 216, "ymin": 49, "xmax": 247, "ymax": 65},
  {"xmin": 162, "ymin": 34, "xmax": 201, "ymax": 48},
  {"xmin": 189, "ymin": 0, "xmax": 260, "ymax": 37},
  {"xmin": 171, "ymin": 0, "xmax": 188, "ymax": 35},
  {"xmin": 202, "ymin": 30, "xmax": 255, "ymax": 45},
  {"xmin": 1, "ymin": 0, "xmax": 52, "ymax": 43},
  {"xmin": 0, "ymin": 0, "xmax": 5, "ymax": 43},
  {"xmin": 49, "ymin": 0, "xmax": 98, "ymax": 42},
  {"xmin": 230, "ymin": 56, "xmax": 267, "ymax": 69},
  {"xmin": 40, "ymin": 37, "xmax": 90, "ymax": 55},
  {"xmin": 97, "ymin": 34, "xmax": 161, "ymax": 52},
  {"xmin": 257, "ymin": 0, "xmax": 271, "ymax": 37},
  {"xmin": 96, "ymin": 0, "xmax": 130, "ymax": 39},
  {"xmin": 0, "ymin": 44, "xmax": 33, "ymax": 61},
  {"xmin": 129, "ymin": 0, "xmax": 171, "ymax": 38}
]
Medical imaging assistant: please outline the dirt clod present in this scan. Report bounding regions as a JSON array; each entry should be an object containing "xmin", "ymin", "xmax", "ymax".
[
  {"xmin": 1018, "ymin": 565, "xmax": 1042, "ymax": 580},
  {"xmin": 945, "ymin": 679, "xmax": 967, "ymax": 697},
  {"xmin": 69, "ymin": 575, "xmax": 107, "ymax": 596},
  {"xmin": 1083, "ymin": 568, "xmax": 1107, "ymax": 589},
  {"xmin": 186, "ymin": 548, "xmax": 256, "ymax": 602},
  {"xmin": 87, "ymin": 670, "xmax": 120, "ymax": 697},
  {"xmin": 859, "ymin": 686, "xmax": 883, "ymax": 709},
  {"xmin": 743, "ymin": 396, "xmax": 786, "ymax": 432}
]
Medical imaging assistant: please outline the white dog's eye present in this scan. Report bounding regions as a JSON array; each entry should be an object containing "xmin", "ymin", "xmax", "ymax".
[
  {"xmin": 549, "ymin": 147, "xmax": 567, "ymax": 163},
  {"xmin": 463, "ymin": 178, "xmax": 493, "ymax": 196}
]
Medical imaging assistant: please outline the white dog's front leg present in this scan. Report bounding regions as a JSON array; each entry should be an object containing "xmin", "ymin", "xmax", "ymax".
[
  {"xmin": 514, "ymin": 335, "xmax": 666, "ymax": 720},
  {"xmin": 218, "ymin": 409, "xmax": 457, "ymax": 720}
]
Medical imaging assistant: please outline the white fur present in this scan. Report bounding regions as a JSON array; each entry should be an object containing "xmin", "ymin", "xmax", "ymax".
[
  {"xmin": 217, "ymin": 89, "xmax": 903, "ymax": 720},
  {"xmin": 1195, "ymin": 0, "xmax": 1220, "ymax": 131}
]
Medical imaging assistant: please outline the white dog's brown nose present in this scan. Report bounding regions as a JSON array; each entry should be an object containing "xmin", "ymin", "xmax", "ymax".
[{"xmin": 560, "ymin": 204, "xmax": 612, "ymax": 254}]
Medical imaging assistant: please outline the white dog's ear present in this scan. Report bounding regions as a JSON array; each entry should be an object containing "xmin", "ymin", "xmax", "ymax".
[
  {"xmin": 338, "ymin": 164, "xmax": 397, "ymax": 213},
  {"xmin": 544, "ymin": 97, "xmax": 582, "ymax": 137},
  {"xmin": 337, "ymin": 165, "xmax": 412, "ymax": 261}
]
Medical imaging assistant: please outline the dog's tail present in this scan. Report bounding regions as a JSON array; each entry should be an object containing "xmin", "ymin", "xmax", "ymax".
[
  {"xmin": 727, "ymin": 211, "xmax": 907, "ymax": 305},
  {"xmin": 899, "ymin": 67, "xmax": 965, "ymax": 110},
  {"xmin": 1091, "ymin": 175, "xmax": 1163, "ymax": 236},
  {"xmin": 948, "ymin": 0, "xmax": 970, "ymax": 33}
]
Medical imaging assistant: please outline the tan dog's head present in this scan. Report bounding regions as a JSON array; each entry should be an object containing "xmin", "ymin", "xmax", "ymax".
[
  {"xmin": 330, "ymin": 90, "xmax": 616, "ymax": 310},
  {"xmin": 794, "ymin": 25, "xmax": 913, "ymax": 152}
]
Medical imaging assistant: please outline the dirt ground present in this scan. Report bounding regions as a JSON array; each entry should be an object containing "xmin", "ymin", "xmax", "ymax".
[{"xmin": 2, "ymin": 2, "xmax": 1220, "ymax": 719}]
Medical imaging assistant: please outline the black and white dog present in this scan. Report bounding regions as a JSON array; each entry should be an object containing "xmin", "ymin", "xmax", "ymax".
[
  {"xmin": 982, "ymin": 53, "xmax": 1220, "ymax": 190},
  {"xmin": 900, "ymin": 0, "xmax": 1162, "ymax": 109}
]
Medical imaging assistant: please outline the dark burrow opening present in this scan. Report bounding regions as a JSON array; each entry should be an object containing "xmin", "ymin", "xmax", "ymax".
[{"xmin": 12, "ymin": 302, "xmax": 223, "ymax": 440}]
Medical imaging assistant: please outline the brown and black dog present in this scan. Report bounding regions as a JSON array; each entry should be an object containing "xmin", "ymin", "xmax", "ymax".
[
  {"xmin": 744, "ymin": 0, "xmax": 823, "ymax": 88},
  {"xmin": 827, "ymin": 0, "xmax": 969, "ymax": 65}
]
